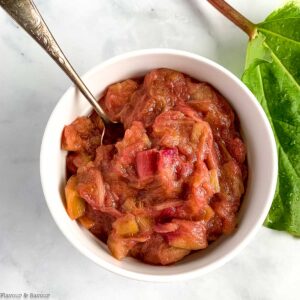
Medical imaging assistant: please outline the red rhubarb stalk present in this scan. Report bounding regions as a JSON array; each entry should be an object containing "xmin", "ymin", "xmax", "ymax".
[{"xmin": 207, "ymin": 0, "xmax": 257, "ymax": 39}]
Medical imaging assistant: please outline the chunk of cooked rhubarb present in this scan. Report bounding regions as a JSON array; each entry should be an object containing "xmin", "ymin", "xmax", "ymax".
[
  {"xmin": 120, "ymin": 69, "xmax": 188, "ymax": 129},
  {"xmin": 135, "ymin": 215, "xmax": 153, "ymax": 232},
  {"xmin": 152, "ymin": 111, "xmax": 194, "ymax": 155},
  {"xmin": 220, "ymin": 160, "xmax": 244, "ymax": 199},
  {"xmin": 158, "ymin": 148, "xmax": 178, "ymax": 170},
  {"xmin": 153, "ymin": 200, "xmax": 184, "ymax": 211},
  {"xmin": 130, "ymin": 234, "xmax": 190, "ymax": 265},
  {"xmin": 211, "ymin": 194, "xmax": 238, "ymax": 234},
  {"xmin": 136, "ymin": 149, "xmax": 158, "ymax": 179},
  {"xmin": 112, "ymin": 214, "xmax": 139, "ymax": 237},
  {"xmin": 61, "ymin": 117, "xmax": 102, "ymax": 154},
  {"xmin": 144, "ymin": 69, "xmax": 188, "ymax": 103},
  {"xmin": 78, "ymin": 215, "xmax": 95, "ymax": 229},
  {"xmin": 175, "ymin": 102, "xmax": 202, "ymax": 122},
  {"xmin": 166, "ymin": 219, "xmax": 207, "ymax": 250},
  {"xmin": 113, "ymin": 121, "xmax": 151, "ymax": 178},
  {"xmin": 211, "ymin": 161, "xmax": 244, "ymax": 235},
  {"xmin": 115, "ymin": 121, "xmax": 151, "ymax": 155},
  {"xmin": 191, "ymin": 122, "xmax": 212, "ymax": 162},
  {"xmin": 227, "ymin": 137, "xmax": 247, "ymax": 164},
  {"xmin": 188, "ymin": 82, "xmax": 218, "ymax": 103},
  {"xmin": 154, "ymin": 222, "xmax": 179, "ymax": 233},
  {"xmin": 206, "ymin": 214, "xmax": 223, "ymax": 241},
  {"xmin": 94, "ymin": 144, "xmax": 115, "ymax": 170},
  {"xmin": 156, "ymin": 148, "xmax": 182, "ymax": 198},
  {"xmin": 152, "ymin": 110, "xmax": 214, "ymax": 164},
  {"xmin": 202, "ymin": 205, "xmax": 215, "ymax": 222},
  {"xmin": 209, "ymin": 168, "xmax": 220, "ymax": 193},
  {"xmin": 62, "ymin": 120, "xmax": 84, "ymax": 152},
  {"xmin": 77, "ymin": 163, "xmax": 105, "ymax": 210},
  {"xmin": 64, "ymin": 175, "xmax": 85, "ymax": 220},
  {"xmin": 122, "ymin": 198, "xmax": 137, "ymax": 212},
  {"xmin": 179, "ymin": 160, "xmax": 211, "ymax": 217},
  {"xmin": 187, "ymin": 83, "xmax": 242, "ymax": 170},
  {"xmin": 66, "ymin": 152, "xmax": 91, "ymax": 175},
  {"xmin": 188, "ymin": 83, "xmax": 234, "ymax": 131},
  {"xmin": 204, "ymin": 94, "xmax": 234, "ymax": 130},
  {"xmin": 100, "ymin": 207, "xmax": 123, "ymax": 218},
  {"xmin": 104, "ymin": 79, "xmax": 139, "ymax": 122},
  {"xmin": 85, "ymin": 204, "xmax": 115, "ymax": 241},
  {"xmin": 190, "ymin": 122, "xmax": 205, "ymax": 144},
  {"xmin": 107, "ymin": 232, "xmax": 136, "ymax": 260},
  {"xmin": 105, "ymin": 180, "xmax": 137, "ymax": 206}
]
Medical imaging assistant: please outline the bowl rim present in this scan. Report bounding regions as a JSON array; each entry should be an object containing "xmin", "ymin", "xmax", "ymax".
[{"xmin": 40, "ymin": 48, "xmax": 278, "ymax": 282}]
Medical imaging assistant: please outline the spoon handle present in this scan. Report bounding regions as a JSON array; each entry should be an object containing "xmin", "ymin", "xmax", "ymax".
[{"xmin": 0, "ymin": 0, "xmax": 109, "ymax": 123}]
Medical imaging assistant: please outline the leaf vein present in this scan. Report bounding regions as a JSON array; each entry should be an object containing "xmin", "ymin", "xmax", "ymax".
[
  {"xmin": 260, "ymin": 16, "xmax": 300, "ymax": 25},
  {"xmin": 278, "ymin": 145, "xmax": 300, "ymax": 181},
  {"xmin": 263, "ymin": 41, "xmax": 300, "ymax": 89},
  {"xmin": 257, "ymin": 66, "xmax": 300, "ymax": 179},
  {"xmin": 259, "ymin": 27, "xmax": 300, "ymax": 45}
]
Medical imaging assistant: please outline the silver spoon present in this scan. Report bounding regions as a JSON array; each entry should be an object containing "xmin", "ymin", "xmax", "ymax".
[{"xmin": 0, "ymin": 0, "xmax": 111, "ymax": 132}]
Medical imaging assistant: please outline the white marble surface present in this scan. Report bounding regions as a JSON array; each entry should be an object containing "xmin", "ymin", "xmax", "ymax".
[{"xmin": 0, "ymin": 0, "xmax": 299, "ymax": 299}]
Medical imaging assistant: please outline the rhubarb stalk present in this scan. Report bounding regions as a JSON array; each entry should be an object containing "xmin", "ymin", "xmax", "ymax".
[{"xmin": 207, "ymin": 0, "xmax": 257, "ymax": 40}]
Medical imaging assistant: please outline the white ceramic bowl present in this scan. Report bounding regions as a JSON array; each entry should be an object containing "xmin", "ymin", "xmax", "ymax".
[{"xmin": 40, "ymin": 49, "xmax": 277, "ymax": 282}]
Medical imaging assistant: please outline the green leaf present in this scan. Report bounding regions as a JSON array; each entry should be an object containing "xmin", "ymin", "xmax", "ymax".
[{"xmin": 242, "ymin": 2, "xmax": 300, "ymax": 236}]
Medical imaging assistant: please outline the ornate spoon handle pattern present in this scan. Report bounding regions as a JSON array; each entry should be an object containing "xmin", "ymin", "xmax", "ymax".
[{"xmin": 0, "ymin": 0, "xmax": 110, "ymax": 123}]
